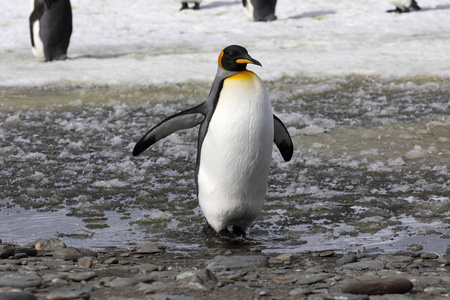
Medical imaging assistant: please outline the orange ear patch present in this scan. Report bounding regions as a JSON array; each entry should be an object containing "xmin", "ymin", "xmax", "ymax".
[{"xmin": 218, "ymin": 51, "xmax": 224, "ymax": 70}]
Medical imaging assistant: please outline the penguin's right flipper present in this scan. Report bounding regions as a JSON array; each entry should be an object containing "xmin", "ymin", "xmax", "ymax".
[
  {"xmin": 29, "ymin": 2, "xmax": 45, "ymax": 47},
  {"xmin": 273, "ymin": 115, "xmax": 294, "ymax": 162},
  {"xmin": 133, "ymin": 103, "xmax": 206, "ymax": 156}
]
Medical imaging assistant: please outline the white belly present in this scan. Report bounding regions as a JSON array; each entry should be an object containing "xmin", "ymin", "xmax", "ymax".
[
  {"xmin": 198, "ymin": 71, "xmax": 274, "ymax": 232},
  {"xmin": 243, "ymin": 0, "xmax": 255, "ymax": 21},
  {"xmin": 31, "ymin": 20, "xmax": 45, "ymax": 61}
]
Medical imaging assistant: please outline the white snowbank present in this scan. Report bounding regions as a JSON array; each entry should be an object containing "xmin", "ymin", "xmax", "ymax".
[{"xmin": 1, "ymin": 0, "xmax": 450, "ymax": 88}]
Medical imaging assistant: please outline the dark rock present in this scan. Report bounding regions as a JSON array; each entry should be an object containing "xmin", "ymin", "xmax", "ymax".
[
  {"xmin": 0, "ymin": 292, "xmax": 38, "ymax": 300},
  {"xmin": 0, "ymin": 273, "xmax": 42, "ymax": 288},
  {"xmin": 0, "ymin": 249, "xmax": 14, "ymax": 259},
  {"xmin": 0, "ymin": 247, "xmax": 36, "ymax": 259},
  {"xmin": 342, "ymin": 277, "xmax": 414, "ymax": 295}
]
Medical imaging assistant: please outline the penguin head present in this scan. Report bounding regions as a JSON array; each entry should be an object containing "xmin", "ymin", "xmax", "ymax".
[{"xmin": 218, "ymin": 45, "xmax": 262, "ymax": 72}]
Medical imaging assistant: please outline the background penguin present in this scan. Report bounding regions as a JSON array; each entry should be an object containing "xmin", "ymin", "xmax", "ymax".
[
  {"xmin": 29, "ymin": 0, "xmax": 72, "ymax": 62},
  {"xmin": 387, "ymin": 0, "xmax": 421, "ymax": 13},
  {"xmin": 133, "ymin": 45, "xmax": 293, "ymax": 241},
  {"xmin": 242, "ymin": 0, "xmax": 277, "ymax": 22},
  {"xmin": 178, "ymin": 0, "xmax": 202, "ymax": 10}
]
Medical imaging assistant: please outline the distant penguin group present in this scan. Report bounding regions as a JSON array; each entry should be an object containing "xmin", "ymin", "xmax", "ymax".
[
  {"xmin": 387, "ymin": 0, "xmax": 421, "ymax": 13},
  {"xmin": 133, "ymin": 45, "xmax": 293, "ymax": 240},
  {"xmin": 29, "ymin": 0, "xmax": 72, "ymax": 62}
]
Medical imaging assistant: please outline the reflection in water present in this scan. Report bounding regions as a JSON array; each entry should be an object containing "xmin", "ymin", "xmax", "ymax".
[{"xmin": 0, "ymin": 76, "xmax": 449, "ymax": 253}]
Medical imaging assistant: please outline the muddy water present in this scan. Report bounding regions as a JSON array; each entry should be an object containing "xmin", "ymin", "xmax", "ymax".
[{"xmin": 0, "ymin": 76, "xmax": 449, "ymax": 253}]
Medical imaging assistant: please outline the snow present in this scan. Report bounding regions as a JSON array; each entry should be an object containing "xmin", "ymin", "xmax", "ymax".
[{"xmin": 1, "ymin": 0, "xmax": 450, "ymax": 88}]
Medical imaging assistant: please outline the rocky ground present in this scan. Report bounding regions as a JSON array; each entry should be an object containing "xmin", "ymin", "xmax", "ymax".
[{"xmin": 0, "ymin": 238, "xmax": 449, "ymax": 300}]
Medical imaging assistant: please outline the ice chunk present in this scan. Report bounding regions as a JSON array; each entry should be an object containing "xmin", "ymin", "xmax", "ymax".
[
  {"xmin": 388, "ymin": 156, "xmax": 405, "ymax": 166},
  {"xmin": 405, "ymin": 145, "xmax": 426, "ymax": 160},
  {"xmin": 299, "ymin": 125, "xmax": 326, "ymax": 136},
  {"xmin": 4, "ymin": 115, "xmax": 21, "ymax": 126}
]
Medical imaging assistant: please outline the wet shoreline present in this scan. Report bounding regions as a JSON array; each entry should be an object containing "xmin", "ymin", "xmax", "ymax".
[{"xmin": 0, "ymin": 238, "xmax": 449, "ymax": 300}]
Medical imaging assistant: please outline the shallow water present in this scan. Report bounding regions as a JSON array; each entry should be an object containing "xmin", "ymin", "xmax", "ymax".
[{"xmin": 0, "ymin": 76, "xmax": 449, "ymax": 254}]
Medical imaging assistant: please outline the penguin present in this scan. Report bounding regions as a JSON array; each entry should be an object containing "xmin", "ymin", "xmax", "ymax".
[
  {"xmin": 387, "ymin": 0, "xmax": 421, "ymax": 13},
  {"xmin": 133, "ymin": 45, "xmax": 293, "ymax": 240},
  {"xmin": 29, "ymin": 0, "xmax": 72, "ymax": 62},
  {"xmin": 178, "ymin": 0, "xmax": 202, "ymax": 10},
  {"xmin": 242, "ymin": 0, "xmax": 277, "ymax": 22}
]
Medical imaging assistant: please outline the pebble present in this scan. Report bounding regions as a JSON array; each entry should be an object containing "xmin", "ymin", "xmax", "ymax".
[
  {"xmin": 276, "ymin": 253, "xmax": 293, "ymax": 262},
  {"xmin": 52, "ymin": 248, "xmax": 84, "ymax": 261},
  {"xmin": 296, "ymin": 274, "xmax": 326, "ymax": 285},
  {"xmin": 288, "ymin": 287, "xmax": 312, "ymax": 296},
  {"xmin": 103, "ymin": 258, "xmax": 119, "ymax": 265},
  {"xmin": 420, "ymin": 252, "xmax": 440, "ymax": 259},
  {"xmin": 206, "ymin": 255, "xmax": 269, "ymax": 270},
  {"xmin": 0, "ymin": 292, "xmax": 37, "ymax": 300},
  {"xmin": 136, "ymin": 263, "xmax": 159, "ymax": 273},
  {"xmin": 319, "ymin": 250, "xmax": 334, "ymax": 257},
  {"xmin": 337, "ymin": 260, "xmax": 384, "ymax": 271},
  {"xmin": 0, "ymin": 273, "xmax": 42, "ymax": 288},
  {"xmin": 78, "ymin": 256, "xmax": 95, "ymax": 268},
  {"xmin": 68, "ymin": 271, "xmax": 97, "ymax": 282},
  {"xmin": 46, "ymin": 290, "xmax": 90, "ymax": 300},
  {"xmin": 342, "ymin": 277, "xmax": 414, "ymax": 295},
  {"xmin": 104, "ymin": 277, "xmax": 140, "ymax": 287},
  {"xmin": 337, "ymin": 254, "xmax": 357, "ymax": 265},
  {"xmin": 135, "ymin": 243, "xmax": 165, "ymax": 254},
  {"xmin": 34, "ymin": 238, "xmax": 66, "ymax": 251},
  {"xmin": 186, "ymin": 269, "xmax": 218, "ymax": 290}
]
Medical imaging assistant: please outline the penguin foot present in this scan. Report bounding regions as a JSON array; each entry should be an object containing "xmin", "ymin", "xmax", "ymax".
[
  {"xmin": 193, "ymin": 3, "xmax": 200, "ymax": 10},
  {"xmin": 231, "ymin": 225, "xmax": 246, "ymax": 239},
  {"xmin": 180, "ymin": 3, "xmax": 189, "ymax": 10},
  {"xmin": 217, "ymin": 227, "xmax": 246, "ymax": 243}
]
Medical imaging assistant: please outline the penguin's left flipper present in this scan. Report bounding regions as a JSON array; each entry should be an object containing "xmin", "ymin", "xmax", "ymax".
[
  {"xmin": 273, "ymin": 115, "xmax": 294, "ymax": 162},
  {"xmin": 133, "ymin": 104, "xmax": 206, "ymax": 156}
]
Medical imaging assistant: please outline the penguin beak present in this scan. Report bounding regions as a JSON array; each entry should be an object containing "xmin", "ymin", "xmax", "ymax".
[{"xmin": 236, "ymin": 56, "xmax": 262, "ymax": 67}]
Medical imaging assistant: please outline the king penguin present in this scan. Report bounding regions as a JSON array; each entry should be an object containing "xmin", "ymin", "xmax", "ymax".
[
  {"xmin": 387, "ymin": 0, "xmax": 421, "ymax": 13},
  {"xmin": 133, "ymin": 45, "xmax": 293, "ymax": 240},
  {"xmin": 29, "ymin": 0, "xmax": 72, "ymax": 62},
  {"xmin": 242, "ymin": 0, "xmax": 277, "ymax": 22}
]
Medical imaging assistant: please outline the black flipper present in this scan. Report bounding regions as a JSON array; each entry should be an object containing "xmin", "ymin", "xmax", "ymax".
[
  {"xmin": 411, "ymin": 0, "xmax": 421, "ymax": 10},
  {"xmin": 133, "ymin": 103, "xmax": 207, "ymax": 156},
  {"xmin": 273, "ymin": 114, "xmax": 293, "ymax": 161},
  {"xmin": 29, "ymin": 2, "xmax": 45, "ymax": 47}
]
